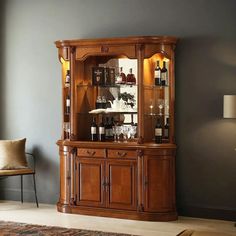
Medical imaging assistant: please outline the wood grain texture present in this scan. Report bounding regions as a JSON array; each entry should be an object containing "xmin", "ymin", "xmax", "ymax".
[
  {"xmin": 106, "ymin": 159, "xmax": 137, "ymax": 210},
  {"xmin": 76, "ymin": 158, "xmax": 105, "ymax": 207},
  {"xmin": 56, "ymin": 36, "xmax": 177, "ymax": 221}
]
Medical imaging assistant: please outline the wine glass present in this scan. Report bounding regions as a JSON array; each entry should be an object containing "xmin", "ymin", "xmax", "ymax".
[
  {"xmin": 157, "ymin": 99, "xmax": 165, "ymax": 116},
  {"xmin": 129, "ymin": 125, "xmax": 137, "ymax": 141},
  {"xmin": 165, "ymin": 100, "xmax": 169, "ymax": 116},
  {"xmin": 149, "ymin": 99, "xmax": 154, "ymax": 115},
  {"xmin": 122, "ymin": 126, "xmax": 130, "ymax": 142},
  {"xmin": 112, "ymin": 125, "xmax": 117, "ymax": 142},
  {"xmin": 112, "ymin": 124, "xmax": 120, "ymax": 142},
  {"xmin": 115, "ymin": 125, "xmax": 122, "ymax": 142}
]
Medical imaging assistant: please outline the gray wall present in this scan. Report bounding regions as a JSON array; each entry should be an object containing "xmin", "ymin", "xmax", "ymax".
[{"xmin": 1, "ymin": 0, "xmax": 236, "ymax": 219}]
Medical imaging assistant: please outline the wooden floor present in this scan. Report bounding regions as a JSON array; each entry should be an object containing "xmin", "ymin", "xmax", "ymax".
[{"xmin": 0, "ymin": 201, "xmax": 235, "ymax": 236}]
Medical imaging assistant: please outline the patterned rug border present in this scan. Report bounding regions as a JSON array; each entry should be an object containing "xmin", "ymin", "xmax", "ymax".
[{"xmin": 0, "ymin": 220, "xmax": 139, "ymax": 236}]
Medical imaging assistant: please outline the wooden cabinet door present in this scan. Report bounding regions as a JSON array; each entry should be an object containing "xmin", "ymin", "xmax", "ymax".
[
  {"xmin": 106, "ymin": 159, "xmax": 137, "ymax": 210},
  {"xmin": 76, "ymin": 158, "xmax": 106, "ymax": 207},
  {"xmin": 143, "ymin": 155, "xmax": 175, "ymax": 212}
]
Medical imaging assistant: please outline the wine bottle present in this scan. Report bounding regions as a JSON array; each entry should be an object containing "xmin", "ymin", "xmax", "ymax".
[
  {"xmin": 164, "ymin": 117, "xmax": 169, "ymax": 139},
  {"xmin": 101, "ymin": 96, "xmax": 107, "ymax": 109},
  {"xmin": 66, "ymin": 95, "xmax": 70, "ymax": 114},
  {"xmin": 91, "ymin": 117, "xmax": 98, "ymax": 141},
  {"xmin": 98, "ymin": 117, "xmax": 105, "ymax": 141},
  {"xmin": 96, "ymin": 96, "xmax": 103, "ymax": 109},
  {"xmin": 155, "ymin": 118, "xmax": 162, "ymax": 144},
  {"xmin": 154, "ymin": 61, "xmax": 161, "ymax": 86},
  {"xmin": 63, "ymin": 122, "xmax": 70, "ymax": 139},
  {"xmin": 126, "ymin": 68, "xmax": 136, "ymax": 85},
  {"xmin": 111, "ymin": 117, "xmax": 115, "ymax": 140},
  {"xmin": 104, "ymin": 66, "xmax": 110, "ymax": 86},
  {"xmin": 116, "ymin": 67, "xmax": 126, "ymax": 84},
  {"xmin": 105, "ymin": 117, "xmax": 111, "ymax": 140},
  {"xmin": 92, "ymin": 67, "xmax": 104, "ymax": 86},
  {"xmin": 65, "ymin": 70, "xmax": 70, "ymax": 87},
  {"xmin": 161, "ymin": 61, "xmax": 168, "ymax": 86},
  {"xmin": 109, "ymin": 68, "xmax": 116, "ymax": 85}
]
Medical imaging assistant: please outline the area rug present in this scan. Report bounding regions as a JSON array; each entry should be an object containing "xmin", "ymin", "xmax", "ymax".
[
  {"xmin": 0, "ymin": 221, "xmax": 138, "ymax": 236},
  {"xmin": 177, "ymin": 229, "xmax": 235, "ymax": 236}
]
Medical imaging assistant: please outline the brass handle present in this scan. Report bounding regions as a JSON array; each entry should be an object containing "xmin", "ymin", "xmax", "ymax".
[
  {"xmin": 117, "ymin": 152, "xmax": 127, "ymax": 157},
  {"xmin": 87, "ymin": 150, "xmax": 95, "ymax": 156},
  {"xmin": 102, "ymin": 179, "xmax": 106, "ymax": 191},
  {"xmin": 105, "ymin": 176, "xmax": 110, "ymax": 192},
  {"xmin": 101, "ymin": 45, "xmax": 109, "ymax": 53}
]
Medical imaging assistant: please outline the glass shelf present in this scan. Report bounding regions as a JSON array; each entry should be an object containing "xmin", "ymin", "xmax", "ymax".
[
  {"xmin": 144, "ymin": 113, "xmax": 169, "ymax": 117},
  {"xmin": 77, "ymin": 83, "xmax": 138, "ymax": 88},
  {"xmin": 78, "ymin": 109, "xmax": 138, "ymax": 115},
  {"xmin": 144, "ymin": 85, "xmax": 169, "ymax": 89}
]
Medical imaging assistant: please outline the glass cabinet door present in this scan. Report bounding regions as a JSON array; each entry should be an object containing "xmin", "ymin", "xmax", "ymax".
[
  {"xmin": 143, "ymin": 53, "xmax": 171, "ymax": 144},
  {"xmin": 61, "ymin": 57, "xmax": 71, "ymax": 140},
  {"xmin": 59, "ymin": 43, "xmax": 175, "ymax": 145}
]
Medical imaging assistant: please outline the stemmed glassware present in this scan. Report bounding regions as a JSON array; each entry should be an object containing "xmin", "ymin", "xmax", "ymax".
[
  {"xmin": 112, "ymin": 125, "xmax": 122, "ymax": 142},
  {"xmin": 112, "ymin": 125, "xmax": 118, "ymax": 142},
  {"xmin": 157, "ymin": 99, "xmax": 165, "ymax": 116},
  {"xmin": 165, "ymin": 100, "xmax": 169, "ymax": 116},
  {"xmin": 112, "ymin": 124, "xmax": 137, "ymax": 142},
  {"xmin": 122, "ymin": 126, "xmax": 130, "ymax": 142},
  {"xmin": 129, "ymin": 124, "xmax": 137, "ymax": 141},
  {"xmin": 149, "ymin": 99, "xmax": 154, "ymax": 115},
  {"xmin": 116, "ymin": 125, "xmax": 123, "ymax": 142}
]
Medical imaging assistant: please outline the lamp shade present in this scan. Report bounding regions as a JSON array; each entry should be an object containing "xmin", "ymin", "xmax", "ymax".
[{"xmin": 223, "ymin": 95, "xmax": 236, "ymax": 118}]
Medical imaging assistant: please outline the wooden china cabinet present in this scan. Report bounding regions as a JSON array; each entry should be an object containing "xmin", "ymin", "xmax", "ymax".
[{"xmin": 55, "ymin": 36, "xmax": 177, "ymax": 221}]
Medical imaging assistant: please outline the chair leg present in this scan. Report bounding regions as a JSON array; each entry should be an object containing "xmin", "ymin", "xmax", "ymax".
[
  {"xmin": 33, "ymin": 174, "xmax": 39, "ymax": 208},
  {"xmin": 20, "ymin": 175, "xmax": 23, "ymax": 203}
]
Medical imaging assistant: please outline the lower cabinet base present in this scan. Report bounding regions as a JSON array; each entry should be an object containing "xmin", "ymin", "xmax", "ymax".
[{"xmin": 57, "ymin": 202, "xmax": 178, "ymax": 222}]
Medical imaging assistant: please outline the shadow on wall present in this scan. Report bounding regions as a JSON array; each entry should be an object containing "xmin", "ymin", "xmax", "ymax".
[
  {"xmin": 0, "ymin": 0, "xmax": 6, "ymax": 139},
  {"xmin": 175, "ymin": 36, "xmax": 236, "ymax": 220},
  {"xmin": 175, "ymin": 36, "xmax": 236, "ymax": 137},
  {"xmin": 0, "ymin": 144, "xmax": 59, "ymax": 203},
  {"xmin": 25, "ymin": 145, "xmax": 59, "ymax": 203}
]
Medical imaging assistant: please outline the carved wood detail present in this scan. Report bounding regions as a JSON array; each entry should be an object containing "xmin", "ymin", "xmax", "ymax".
[{"xmin": 56, "ymin": 36, "xmax": 177, "ymax": 221}]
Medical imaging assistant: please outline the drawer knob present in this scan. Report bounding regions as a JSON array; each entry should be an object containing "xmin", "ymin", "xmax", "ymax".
[
  {"xmin": 117, "ymin": 152, "xmax": 127, "ymax": 157},
  {"xmin": 101, "ymin": 45, "xmax": 109, "ymax": 53},
  {"xmin": 87, "ymin": 150, "xmax": 96, "ymax": 156}
]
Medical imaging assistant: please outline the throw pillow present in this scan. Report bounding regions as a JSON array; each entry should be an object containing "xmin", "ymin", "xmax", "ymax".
[{"xmin": 0, "ymin": 138, "xmax": 28, "ymax": 170}]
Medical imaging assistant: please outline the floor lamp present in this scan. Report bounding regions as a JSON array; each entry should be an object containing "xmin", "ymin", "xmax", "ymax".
[{"xmin": 223, "ymin": 95, "xmax": 236, "ymax": 227}]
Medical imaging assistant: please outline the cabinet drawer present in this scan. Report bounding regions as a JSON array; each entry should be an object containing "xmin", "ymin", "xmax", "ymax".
[
  {"xmin": 144, "ymin": 149, "xmax": 175, "ymax": 156},
  {"xmin": 107, "ymin": 149, "xmax": 137, "ymax": 159},
  {"xmin": 77, "ymin": 148, "xmax": 105, "ymax": 158}
]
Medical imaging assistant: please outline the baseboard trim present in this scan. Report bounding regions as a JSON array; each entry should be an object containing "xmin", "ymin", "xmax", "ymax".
[
  {"xmin": 0, "ymin": 188, "xmax": 35, "ymax": 202},
  {"xmin": 178, "ymin": 205, "xmax": 236, "ymax": 221}
]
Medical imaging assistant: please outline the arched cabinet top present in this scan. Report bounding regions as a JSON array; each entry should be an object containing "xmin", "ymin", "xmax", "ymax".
[
  {"xmin": 55, "ymin": 36, "xmax": 178, "ymax": 47},
  {"xmin": 55, "ymin": 36, "xmax": 178, "ymax": 61}
]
